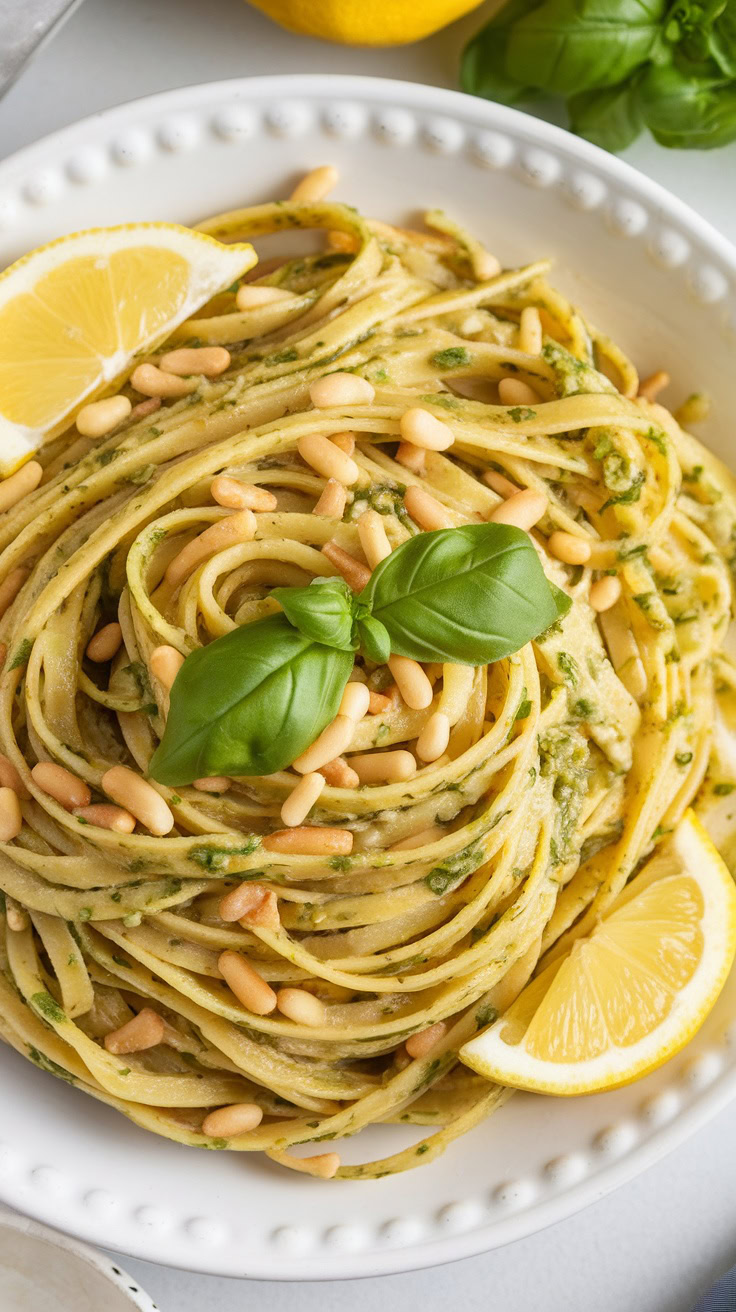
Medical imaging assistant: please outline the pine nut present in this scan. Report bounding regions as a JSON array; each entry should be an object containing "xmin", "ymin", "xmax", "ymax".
[
  {"xmin": 218, "ymin": 950, "xmax": 277, "ymax": 1015},
  {"xmin": 439, "ymin": 664, "xmax": 475, "ymax": 724},
  {"xmin": 321, "ymin": 540, "xmax": 371, "ymax": 592},
  {"xmin": 262, "ymin": 827, "xmax": 353, "ymax": 855},
  {"xmin": 368, "ymin": 690, "xmax": 392, "ymax": 714},
  {"xmin": 298, "ymin": 433, "xmax": 359, "ymax": 486},
  {"xmin": 318, "ymin": 756, "xmax": 359, "ymax": 788},
  {"xmin": 0, "ymin": 754, "xmax": 29, "ymax": 799},
  {"xmin": 150, "ymin": 645, "xmax": 185, "ymax": 690},
  {"xmin": 330, "ymin": 431, "xmax": 355, "ymax": 455},
  {"xmin": 390, "ymin": 825, "xmax": 445, "ymax": 851},
  {"xmin": 399, "ymin": 408, "xmax": 454, "ymax": 451},
  {"xmin": 210, "ymin": 475, "xmax": 277, "ymax": 512},
  {"xmin": 220, "ymin": 881, "xmax": 273, "ymax": 924},
  {"xmin": 349, "ymin": 750, "xmax": 416, "ymax": 784},
  {"xmin": 475, "ymin": 250, "xmax": 501, "ymax": 280},
  {"xmin": 73, "ymin": 803, "xmax": 136, "ymax": 833},
  {"xmin": 276, "ymin": 987, "xmax": 326, "ymax": 1027},
  {"xmin": 309, "ymin": 373, "xmax": 375, "ymax": 408},
  {"xmin": 76, "ymin": 395, "xmax": 132, "ymax": 438},
  {"xmin": 202, "ymin": 1103, "xmax": 263, "ymax": 1137},
  {"xmin": 130, "ymin": 396, "xmax": 161, "ymax": 421},
  {"xmin": 357, "ymin": 510, "xmax": 391, "ymax": 567},
  {"xmin": 289, "ymin": 165, "xmax": 339, "ymax": 203},
  {"xmin": 159, "ymin": 346, "xmax": 231, "ymax": 377},
  {"xmin": 0, "ymin": 461, "xmax": 42, "ymax": 513},
  {"xmin": 235, "ymin": 284, "xmax": 295, "ymax": 310},
  {"xmin": 638, "ymin": 369, "xmax": 670, "ymax": 402},
  {"xmin": 104, "ymin": 1007, "xmax": 165, "ymax": 1054},
  {"xmin": 483, "ymin": 469, "xmax": 519, "ymax": 499},
  {"xmin": 245, "ymin": 888, "xmax": 280, "ymax": 931},
  {"xmin": 6, "ymin": 901, "xmax": 28, "ymax": 930},
  {"xmin": 518, "ymin": 306, "xmax": 543, "ymax": 355},
  {"xmin": 313, "ymin": 478, "xmax": 347, "ymax": 518},
  {"xmin": 339, "ymin": 681, "xmax": 370, "ymax": 721},
  {"xmin": 32, "ymin": 762, "xmax": 91, "ymax": 809},
  {"xmin": 388, "ymin": 656, "xmax": 433, "ymax": 710},
  {"xmin": 589, "ymin": 575, "xmax": 622, "ymax": 612},
  {"xmin": 165, "ymin": 509, "xmax": 257, "ymax": 587},
  {"xmin": 395, "ymin": 441, "xmax": 426, "ymax": 474},
  {"xmin": 405, "ymin": 1021, "xmax": 447, "ymax": 1059},
  {"xmin": 0, "ymin": 787, "xmax": 22, "ymax": 841},
  {"xmin": 292, "ymin": 715, "xmax": 356, "ymax": 773},
  {"xmin": 328, "ymin": 230, "xmax": 357, "ymax": 252},
  {"xmin": 130, "ymin": 363, "xmax": 197, "ymax": 398},
  {"xmin": 487, "ymin": 489, "xmax": 546, "ymax": 530},
  {"xmin": 277, "ymin": 1151, "xmax": 340, "ymax": 1179},
  {"xmin": 0, "ymin": 567, "xmax": 29, "ymax": 620},
  {"xmin": 102, "ymin": 765, "xmax": 174, "ymax": 836},
  {"xmin": 416, "ymin": 710, "xmax": 450, "ymax": 762},
  {"xmin": 193, "ymin": 776, "xmax": 231, "ymax": 793},
  {"xmin": 498, "ymin": 377, "xmax": 539, "ymax": 407},
  {"xmin": 86, "ymin": 621, "xmax": 123, "ymax": 663},
  {"xmin": 281, "ymin": 772, "xmax": 326, "ymax": 826},
  {"xmin": 548, "ymin": 531, "xmax": 592, "ymax": 565},
  {"xmin": 405, "ymin": 485, "xmax": 454, "ymax": 531}
]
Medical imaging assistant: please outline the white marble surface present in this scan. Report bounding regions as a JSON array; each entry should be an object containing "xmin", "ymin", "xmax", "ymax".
[{"xmin": 2, "ymin": 1, "xmax": 736, "ymax": 1307}]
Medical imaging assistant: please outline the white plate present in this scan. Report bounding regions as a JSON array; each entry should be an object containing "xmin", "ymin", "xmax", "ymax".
[{"xmin": 1, "ymin": 74, "xmax": 736, "ymax": 1282}]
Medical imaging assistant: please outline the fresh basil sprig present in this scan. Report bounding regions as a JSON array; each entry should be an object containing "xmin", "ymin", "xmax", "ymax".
[{"xmin": 462, "ymin": 0, "xmax": 736, "ymax": 152}]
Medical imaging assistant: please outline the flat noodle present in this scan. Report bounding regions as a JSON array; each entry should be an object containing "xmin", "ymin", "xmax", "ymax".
[{"xmin": 2, "ymin": 192, "xmax": 736, "ymax": 1180}]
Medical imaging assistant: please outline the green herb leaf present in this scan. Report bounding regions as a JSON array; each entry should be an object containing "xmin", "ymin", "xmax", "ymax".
[
  {"xmin": 149, "ymin": 614, "xmax": 353, "ymax": 784},
  {"xmin": 357, "ymin": 615, "xmax": 391, "ymax": 664},
  {"xmin": 462, "ymin": 0, "xmax": 545, "ymax": 104},
  {"xmin": 431, "ymin": 347, "xmax": 473, "ymax": 369},
  {"xmin": 639, "ymin": 59, "xmax": 736, "ymax": 149},
  {"xmin": 273, "ymin": 578, "xmax": 356, "ymax": 651},
  {"xmin": 568, "ymin": 73, "xmax": 646, "ymax": 151},
  {"xmin": 359, "ymin": 523, "xmax": 570, "ymax": 665}
]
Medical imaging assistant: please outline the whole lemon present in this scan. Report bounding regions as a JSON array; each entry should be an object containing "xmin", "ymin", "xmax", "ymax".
[{"xmin": 247, "ymin": 0, "xmax": 487, "ymax": 45}]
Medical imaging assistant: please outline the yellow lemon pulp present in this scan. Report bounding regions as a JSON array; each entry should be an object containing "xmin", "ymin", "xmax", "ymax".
[
  {"xmin": 460, "ymin": 811, "xmax": 736, "ymax": 1094},
  {"xmin": 246, "ymin": 0, "xmax": 487, "ymax": 46}
]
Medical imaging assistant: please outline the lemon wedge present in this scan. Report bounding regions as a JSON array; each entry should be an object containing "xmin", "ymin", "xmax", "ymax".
[
  {"xmin": 460, "ymin": 811, "xmax": 736, "ymax": 1095},
  {"xmin": 0, "ymin": 223, "xmax": 257, "ymax": 474}
]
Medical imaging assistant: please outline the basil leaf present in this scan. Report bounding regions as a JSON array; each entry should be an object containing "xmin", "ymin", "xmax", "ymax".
[
  {"xmin": 707, "ymin": 2, "xmax": 736, "ymax": 78},
  {"xmin": 272, "ymin": 578, "xmax": 356, "ymax": 651},
  {"xmin": 506, "ymin": 0, "xmax": 667, "ymax": 98},
  {"xmin": 568, "ymin": 74, "xmax": 646, "ymax": 151},
  {"xmin": 462, "ymin": 0, "xmax": 544, "ymax": 104},
  {"xmin": 639, "ymin": 59, "xmax": 736, "ymax": 148},
  {"xmin": 359, "ymin": 524, "xmax": 571, "ymax": 665},
  {"xmin": 149, "ymin": 614, "xmax": 353, "ymax": 784},
  {"xmin": 357, "ymin": 616, "xmax": 391, "ymax": 665}
]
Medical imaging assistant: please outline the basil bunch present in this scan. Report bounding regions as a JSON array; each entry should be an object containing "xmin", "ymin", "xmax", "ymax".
[
  {"xmin": 150, "ymin": 524, "xmax": 570, "ymax": 785},
  {"xmin": 462, "ymin": 0, "xmax": 736, "ymax": 152}
]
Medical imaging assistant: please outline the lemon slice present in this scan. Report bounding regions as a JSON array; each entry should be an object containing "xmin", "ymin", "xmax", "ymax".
[
  {"xmin": 0, "ymin": 223, "xmax": 257, "ymax": 474},
  {"xmin": 460, "ymin": 811, "xmax": 736, "ymax": 1094}
]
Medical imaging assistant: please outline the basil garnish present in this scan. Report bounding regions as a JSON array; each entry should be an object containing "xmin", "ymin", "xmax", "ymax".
[{"xmin": 272, "ymin": 578, "xmax": 356, "ymax": 651}]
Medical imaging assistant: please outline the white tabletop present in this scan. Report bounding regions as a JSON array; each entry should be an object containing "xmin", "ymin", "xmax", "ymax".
[{"xmin": 2, "ymin": 2, "xmax": 736, "ymax": 1308}]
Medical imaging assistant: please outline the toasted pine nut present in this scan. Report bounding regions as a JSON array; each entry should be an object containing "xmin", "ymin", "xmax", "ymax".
[
  {"xmin": 416, "ymin": 710, "xmax": 450, "ymax": 762},
  {"xmin": 395, "ymin": 441, "xmax": 426, "ymax": 474},
  {"xmin": 202, "ymin": 1103, "xmax": 263, "ymax": 1138},
  {"xmin": 487, "ymin": 489, "xmax": 546, "ymax": 530},
  {"xmin": 86, "ymin": 621, "xmax": 123, "ymax": 663},
  {"xmin": 32, "ymin": 762, "xmax": 91, "ymax": 809},
  {"xmin": 439, "ymin": 664, "xmax": 475, "ymax": 725},
  {"xmin": 313, "ymin": 478, "xmax": 347, "ymax": 518},
  {"xmin": 245, "ymin": 888, "xmax": 281, "ymax": 932},
  {"xmin": 104, "ymin": 1007, "xmax": 165, "ymax": 1054},
  {"xmin": 276, "ymin": 987, "xmax": 326, "ymax": 1027},
  {"xmin": 638, "ymin": 370, "xmax": 670, "ymax": 402},
  {"xmin": 321, "ymin": 540, "xmax": 371, "ymax": 591},
  {"xmin": 390, "ymin": 825, "xmax": 445, "ymax": 851},
  {"xmin": 330, "ymin": 431, "xmax": 355, "ymax": 456},
  {"xmin": 368, "ymin": 690, "xmax": 392, "ymax": 714},
  {"xmin": 130, "ymin": 363, "xmax": 197, "ymax": 399},
  {"xmin": 73, "ymin": 803, "xmax": 136, "ymax": 833},
  {"xmin": 235, "ymin": 284, "xmax": 295, "ymax": 310},
  {"xmin": 357, "ymin": 510, "xmax": 391, "ymax": 568},
  {"xmin": 475, "ymin": 250, "xmax": 501, "ymax": 280},
  {"xmin": 388, "ymin": 655, "xmax": 433, "ymax": 710},
  {"xmin": 0, "ymin": 567, "xmax": 29, "ymax": 620},
  {"xmin": 159, "ymin": 346, "xmax": 231, "ymax": 377},
  {"xmin": 281, "ymin": 772, "xmax": 326, "ymax": 827},
  {"xmin": 0, "ymin": 787, "xmax": 22, "ymax": 841},
  {"xmin": 483, "ymin": 469, "xmax": 519, "ymax": 499},
  {"xmin": 649, "ymin": 546, "xmax": 673, "ymax": 573},
  {"xmin": 289, "ymin": 165, "xmax": 339, "ymax": 203},
  {"xmin": 309, "ymin": 373, "xmax": 375, "ymax": 409},
  {"xmin": 498, "ymin": 377, "xmax": 539, "ymax": 407},
  {"xmin": 548, "ymin": 531, "xmax": 592, "ymax": 565},
  {"xmin": 218, "ymin": 950, "xmax": 277, "ymax": 1014},
  {"xmin": 130, "ymin": 396, "xmax": 161, "ymax": 421},
  {"xmin": 292, "ymin": 715, "xmax": 356, "ymax": 773},
  {"xmin": 0, "ymin": 461, "xmax": 42, "ymax": 514},
  {"xmin": 318, "ymin": 756, "xmax": 359, "ymax": 789},
  {"xmin": 211, "ymin": 475, "xmax": 277, "ymax": 512},
  {"xmin": 339, "ymin": 681, "xmax": 370, "ymax": 721},
  {"xmin": 518, "ymin": 306, "xmax": 543, "ymax": 355},
  {"xmin": 193, "ymin": 776, "xmax": 231, "ymax": 793},
  {"xmin": 165, "ymin": 509, "xmax": 257, "ymax": 587},
  {"xmin": 150, "ymin": 645, "xmax": 185, "ymax": 691},
  {"xmin": 76, "ymin": 395, "xmax": 132, "ymax": 438},
  {"xmin": 405, "ymin": 1021, "xmax": 447, "ymax": 1059},
  {"xmin": 399, "ymin": 408, "xmax": 454, "ymax": 451},
  {"xmin": 589, "ymin": 575, "xmax": 622, "ymax": 612},
  {"xmin": 275, "ymin": 1151, "xmax": 341, "ymax": 1179},
  {"xmin": 102, "ymin": 765, "xmax": 173, "ymax": 836},
  {"xmin": 0, "ymin": 754, "xmax": 28, "ymax": 799},
  {"xmin": 405, "ymin": 485, "xmax": 454, "ymax": 531},
  {"xmin": 262, "ymin": 827, "xmax": 353, "ymax": 855},
  {"xmin": 327, "ymin": 229, "xmax": 357, "ymax": 253},
  {"xmin": 6, "ymin": 900, "xmax": 28, "ymax": 930},
  {"xmin": 219, "ymin": 881, "xmax": 277, "ymax": 926},
  {"xmin": 349, "ymin": 750, "xmax": 416, "ymax": 784},
  {"xmin": 298, "ymin": 433, "xmax": 359, "ymax": 486}
]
